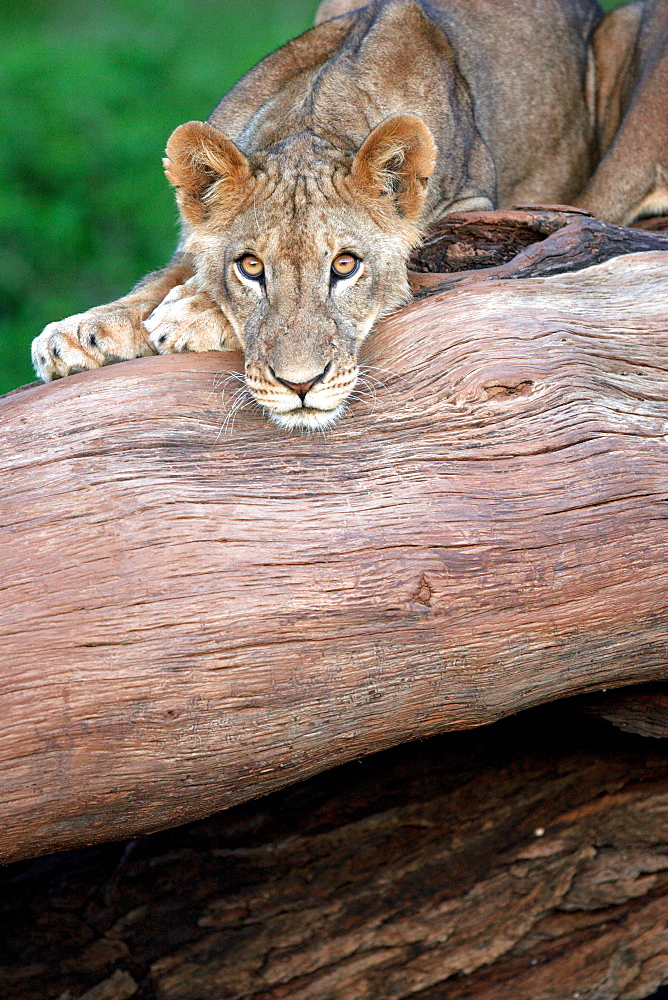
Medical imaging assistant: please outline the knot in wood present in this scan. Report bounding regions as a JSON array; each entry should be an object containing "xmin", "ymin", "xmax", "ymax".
[
  {"xmin": 414, "ymin": 574, "xmax": 433, "ymax": 606},
  {"xmin": 482, "ymin": 379, "xmax": 534, "ymax": 400}
]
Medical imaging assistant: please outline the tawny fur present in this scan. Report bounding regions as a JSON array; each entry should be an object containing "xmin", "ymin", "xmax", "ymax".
[{"xmin": 32, "ymin": 0, "xmax": 668, "ymax": 430}]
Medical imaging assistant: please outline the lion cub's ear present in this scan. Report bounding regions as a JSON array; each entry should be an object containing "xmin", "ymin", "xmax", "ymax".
[
  {"xmin": 164, "ymin": 121, "xmax": 252, "ymax": 224},
  {"xmin": 350, "ymin": 114, "xmax": 436, "ymax": 220}
]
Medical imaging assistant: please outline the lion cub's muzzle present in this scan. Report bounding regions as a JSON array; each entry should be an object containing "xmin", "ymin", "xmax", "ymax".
[{"xmin": 244, "ymin": 359, "xmax": 358, "ymax": 431}]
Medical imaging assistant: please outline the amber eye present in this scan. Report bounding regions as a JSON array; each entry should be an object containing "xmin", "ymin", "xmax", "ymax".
[
  {"xmin": 331, "ymin": 253, "xmax": 359, "ymax": 279},
  {"xmin": 237, "ymin": 254, "xmax": 264, "ymax": 280}
]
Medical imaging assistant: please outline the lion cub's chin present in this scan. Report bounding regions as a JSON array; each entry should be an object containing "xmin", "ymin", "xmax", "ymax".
[{"xmin": 266, "ymin": 404, "xmax": 347, "ymax": 432}]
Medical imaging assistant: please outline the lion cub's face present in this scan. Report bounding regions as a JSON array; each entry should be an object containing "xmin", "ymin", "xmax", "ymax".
[{"xmin": 165, "ymin": 117, "xmax": 436, "ymax": 429}]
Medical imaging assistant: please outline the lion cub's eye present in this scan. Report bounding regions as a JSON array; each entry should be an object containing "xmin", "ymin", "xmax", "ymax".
[
  {"xmin": 237, "ymin": 254, "xmax": 265, "ymax": 280},
  {"xmin": 331, "ymin": 253, "xmax": 359, "ymax": 279}
]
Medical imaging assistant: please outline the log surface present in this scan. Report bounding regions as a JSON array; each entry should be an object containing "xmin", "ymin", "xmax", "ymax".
[
  {"xmin": 578, "ymin": 684, "xmax": 668, "ymax": 739},
  {"xmin": 1, "ymin": 231, "xmax": 668, "ymax": 863},
  {"xmin": 1, "ymin": 708, "xmax": 667, "ymax": 1000},
  {"xmin": 408, "ymin": 207, "xmax": 668, "ymax": 292}
]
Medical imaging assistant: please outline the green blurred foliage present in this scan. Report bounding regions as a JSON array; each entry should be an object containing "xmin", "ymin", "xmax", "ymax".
[
  {"xmin": 0, "ymin": 0, "xmax": 319, "ymax": 393},
  {"xmin": 0, "ymin": 0, "xmax": 629, "ymax": 394}
]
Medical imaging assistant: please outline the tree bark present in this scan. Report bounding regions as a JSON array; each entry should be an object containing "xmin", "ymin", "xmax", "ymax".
[
  {"xmin": 408, "ymin": 206, "xmax": 668, "ymax": 290},
  {"xmin": 577, "ymin": 683, "xmax": 668, "ymax": 739},
  {"xmin": 1, "ymin": 211, "xmax": 667, "ymax": 864},
  {"xmin": 1, "ymin": 708, "xmax": 667, "ymax": 1000}
]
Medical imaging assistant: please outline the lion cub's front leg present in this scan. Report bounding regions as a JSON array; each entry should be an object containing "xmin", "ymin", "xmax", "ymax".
[
  {"xmin": 144, "ymin": 278, "xmax": 239, "ymax": 355},
  {"xmin": 32, "ymin": 260, "xmax": 193, "ymax": 381}
]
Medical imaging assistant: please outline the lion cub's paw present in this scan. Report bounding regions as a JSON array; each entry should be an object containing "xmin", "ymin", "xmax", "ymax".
[
  {"xmin": 32, "ymin": 306, "xmax": 153, "ymax": 382},
  {"xmin": 144, "ymin": 281, "xmax": 238, "ymax": 354}
]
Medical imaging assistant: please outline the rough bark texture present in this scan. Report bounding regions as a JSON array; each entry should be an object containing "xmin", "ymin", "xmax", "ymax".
[
  {"xmin": 1, "ymin": 209, "xmax": 668, "ymax": 864},
  {"xmin": 408, "ymin": 207, "xmax": 668, "ymax": 292},
  {"xmin": 1, "ymin": 708, "xmax": 667, "ymax": 1000},
  {"xmin": 578, "ymin": 684, "xmax": 668, "ymax": 738}
]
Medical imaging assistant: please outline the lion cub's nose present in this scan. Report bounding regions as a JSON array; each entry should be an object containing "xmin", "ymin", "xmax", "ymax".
[{"xmin": 272, "ymin": 365, "xmax": 329, "ymax": 402}]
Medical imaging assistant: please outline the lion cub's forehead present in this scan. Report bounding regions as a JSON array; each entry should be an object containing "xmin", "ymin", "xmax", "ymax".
[
  {"xmin": 228, "ymin": 150, "xmax": 375, "ymax": 259},
  {"xmin": 244, "ymin": 197, "xmax": 371, "ymax": 266},
  {"xmin": 255, "ymin": 152, "xmax": 345, "ymax": 213},
  {"xmin": 252, "ymin": 132, "xmax": 350, "ymax": 180}
]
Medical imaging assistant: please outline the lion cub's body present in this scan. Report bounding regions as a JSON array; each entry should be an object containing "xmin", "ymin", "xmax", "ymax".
[
  {"xmin": 32, "ymin": 0, "xmax": 668, "ymax": 429},
  {"xmin": 210, "ymin": 0, "xmax": 599, "ymax": 214}
]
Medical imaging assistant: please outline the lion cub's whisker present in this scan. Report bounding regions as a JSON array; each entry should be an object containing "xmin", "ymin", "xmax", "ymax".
[
  {"xmin": 356, "ymin": 369, "xmax": 398, "ymax": 408},
  {"xmin": 209, "ymin": 368, "xmax": 241, "ymax": 401},
  {"xmin": 359, "ymin": 364, "xmax": 405, "ymax": 385},
  {"xmin": 217, "ymin": 394, "xmax": 252, "ymax": 439},
  {"xmin": 223, "ymin": 371, "xmax": 247, "ymax": 385},
  {"xmin": 218, "ymin": 372, "xmax": 247, "ymax": 401},
  {"xmin": 223, "ymin": 386, "xmax": 250, "ymax": 414},
  {"xmin": 218, "ymin": 379, "xmax": 253, "ymax": 435}
]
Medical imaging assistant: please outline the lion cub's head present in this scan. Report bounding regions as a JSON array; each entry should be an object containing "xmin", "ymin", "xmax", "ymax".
[{"xmin": 164, "ymin": 116, "xmax": 436, "ymax": 429}]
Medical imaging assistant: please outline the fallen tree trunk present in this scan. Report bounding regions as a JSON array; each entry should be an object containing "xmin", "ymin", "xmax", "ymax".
[
  {"xmin": 578, "ymin": 683, "xmax": 668, "ymax": 738},
  {"xmin": 2, "ymin": 707, "xmax": 667, "ymax": 1000},
  {"xmin": 407, "ymin": 205, "xmax": 668, "ymax": 288},
  {"xmin": 1, "ymin": 212, "xmax": 668, "ymax": 864}
]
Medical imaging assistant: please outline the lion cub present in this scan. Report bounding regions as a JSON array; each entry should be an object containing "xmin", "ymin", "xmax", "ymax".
[{"xmin": 31, "ymin": 0, "xmax": 668, "ymax": 429}]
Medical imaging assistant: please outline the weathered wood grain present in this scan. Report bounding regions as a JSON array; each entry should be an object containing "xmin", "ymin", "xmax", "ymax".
[
  {"xmin": 578, "ymin": 683, "xmax": 668, "ymax": 738},
  {"xmin": 408, "ymin": 206, "xmax": 575, "ymax": 274},
  {"xmin": 1, "ymin": 248, "xmax": 668, "ymax": 864},
  {"xmin": 409, "ymin": 207, "xmax": 668, "ymax": 292},
  {"xmin": 2, "ymin": 709, "xmax": 667, "ymax": 1000}
]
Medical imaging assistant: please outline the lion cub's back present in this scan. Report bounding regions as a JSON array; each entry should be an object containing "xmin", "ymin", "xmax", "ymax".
[{"xmin": 424, "ymin": 0, "xmax": 602, "ymax": 204}]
